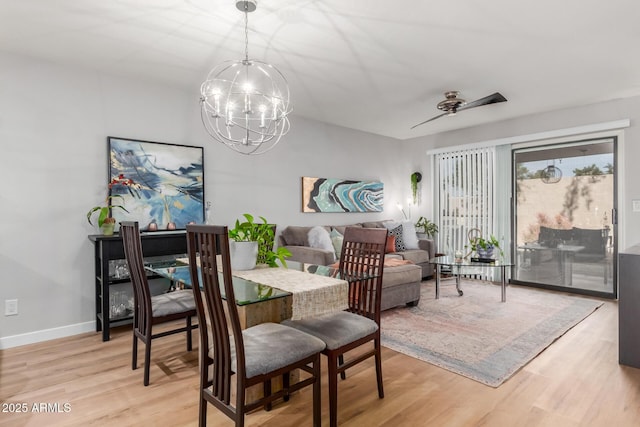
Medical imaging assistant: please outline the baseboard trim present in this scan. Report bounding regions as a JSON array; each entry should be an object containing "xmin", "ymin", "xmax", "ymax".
[{"xmin": 0, "ymin": 321, "xmax": 96, "ymax": 350}]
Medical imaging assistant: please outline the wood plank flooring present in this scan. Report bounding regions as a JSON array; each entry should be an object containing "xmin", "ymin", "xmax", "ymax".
[{"xmin": 1, "ymin": 286, "xmax": 639, "ymax": 426}]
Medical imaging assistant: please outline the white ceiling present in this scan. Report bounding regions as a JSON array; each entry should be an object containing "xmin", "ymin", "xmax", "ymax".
[{"xmin": 2, "ymin": 0, "xmax": 640, "ymax": 140}]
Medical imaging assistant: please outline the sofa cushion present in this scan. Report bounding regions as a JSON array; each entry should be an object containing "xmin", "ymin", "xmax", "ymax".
[
  {"xmin": 385, "ymin": 235, "xmax": 396, "ymax": 253},
  {"xmin": 399, "ymin": 249, "xmax": 430, "ymax": 264},
  {"xmin": 287, "ymin": 245, "xmax": 335, "ymax": 265},
  {"xmin": 386, "ymin": 224, "xmax": 406, "ymax": 251},
  {"xmin": 401, "ymin": 221, "xmax": 420, "ymax": 250},
  {"xmin": 361, "ymin": 221, "xmax": 387, "ymax": 229},
  {"xmin": 281, "ymin": 226, "xmax": 313, "ymax": 246},
  {"xmin": 382, "ymin": 264, "xmax": 422, "ymax": 288},
  {"xmin": 308, "ymin": 226, "xmax": 335, "ymax": 262},
  {"xmin": 332, "ymin": 224, "xmax": 362, "ymax": 236},
  {"xmin": 330, "ymin": 228, "xmax": 344, "ymax": 259}
]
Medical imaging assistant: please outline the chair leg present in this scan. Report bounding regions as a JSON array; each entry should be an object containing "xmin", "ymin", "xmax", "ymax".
[
  {"xmin": 327, "ymin": 352, "xmax": 339, "ymax": 427},
  {"xmin": 236, "ymin": 386, "xmax": 246, "ymax": 427},
  {"xmin": 186, "ymin": 316, "xmax": 193, "ymax": 351},
  {"xmin": 338, "ymin": 354, "xmax": 346, "ymax": 380},
  {"xmin": 198, "ymin": 391, "xmax": 207, "ymax": 427},
  {"xmin": 264, "ymin": 379, "xmax": 272, "ymax": 411},
  {"xmin": 312, "ymin": 355, "xmax": 321, "ymax": 427},
  {"xmin": 132, "ymin": 331, "xmax": 138, "ymax": 370},
  {"xmin": 283, "ymin": 372, "xmax": 290, "ymax": 402},
  {"xmin": 143, "ymin": 336, "xmax": 152, "ymax": 386},
  {"xmin": 375, "ymin": 338, "xmax": 384, "ymax": 399}
]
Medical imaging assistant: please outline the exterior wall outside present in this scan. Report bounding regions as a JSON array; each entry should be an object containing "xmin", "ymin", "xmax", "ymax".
[{"xmin": 516, "ymin": 175, "xmax": 613, "ymax": 243}]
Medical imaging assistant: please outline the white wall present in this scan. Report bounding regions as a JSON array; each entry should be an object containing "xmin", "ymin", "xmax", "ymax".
[{"xmin": 0, "ymin": 53, "xmax": 411, "ymax": 347}]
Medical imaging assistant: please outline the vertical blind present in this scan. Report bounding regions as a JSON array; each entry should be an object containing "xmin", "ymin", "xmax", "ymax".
[{"xmin": 435, "ymin": 146, "xmax": 498, "ymax": 256}]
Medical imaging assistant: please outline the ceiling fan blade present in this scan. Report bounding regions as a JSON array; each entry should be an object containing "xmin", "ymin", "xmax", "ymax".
[
  {"xmin": 457, "ymin": 92, "xmax": 507, "ymax": 111},
  {"xmin": 410, "ymin": 112, "xmax": 449, "ymax": 129}
]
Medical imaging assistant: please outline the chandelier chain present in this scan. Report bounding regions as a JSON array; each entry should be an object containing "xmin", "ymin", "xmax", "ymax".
[{"xmin": 244, "ymin": 9, "xmax": 249, "ymax": 61}]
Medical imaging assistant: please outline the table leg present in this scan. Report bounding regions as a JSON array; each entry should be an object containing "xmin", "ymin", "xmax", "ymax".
[
  {"xmin": 501, "ymin": 266, "xmax": 507, "ymax": 302},
  {"xmin": 435, "ymin": 264, "xmax": 440, "ymax": 299},
  {"xmin": 455, "ymin": 272, "xmax": 463, "ymax": 296}
]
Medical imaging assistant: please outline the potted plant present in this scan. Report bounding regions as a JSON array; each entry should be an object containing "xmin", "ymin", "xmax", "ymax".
[
  {"xmin": 466, "ymin": 233, "xmax": 503, "ymax": 259},
  {"xmin": 411, "ymin": 172, "xmax": 422, "ymax": 204},
  {"xmin": 228, "ymin": 213, "xmax": 291, "ymax": 270},
  {"xmin": 415, "ymin": 216, "xmax": 438, "ymax": 238},
  {"xmin": 86, "ymin": 195, "xmax": 129, "ymax": 235}
]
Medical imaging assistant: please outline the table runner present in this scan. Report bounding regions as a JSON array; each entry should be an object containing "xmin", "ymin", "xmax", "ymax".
[
  {"xmin": 233, "ymin": 267, "xmax": 348, "ymax": 320},
  {"xmin": 175, "ymin": 257, "xmax": 349, "ymax": 320}
]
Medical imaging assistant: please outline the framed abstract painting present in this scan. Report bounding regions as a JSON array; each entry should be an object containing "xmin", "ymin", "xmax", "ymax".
[
  {"xmin": 108, "ymin": 137, "xmax": 204, "ymax": 230},
  {"xmin": 302, "ymin": 176, "xmax": 383, "ymax": 213}
]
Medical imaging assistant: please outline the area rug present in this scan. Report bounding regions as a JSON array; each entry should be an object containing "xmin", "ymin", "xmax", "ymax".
[{"xmin": 380, "ymin": 280, "xmax": 603, "ymax": 387}]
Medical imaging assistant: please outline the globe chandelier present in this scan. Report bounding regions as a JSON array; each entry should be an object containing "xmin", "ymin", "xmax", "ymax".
[{"xmin": 200, "ymin": 0, "xmax": 291, "ymax": 155}]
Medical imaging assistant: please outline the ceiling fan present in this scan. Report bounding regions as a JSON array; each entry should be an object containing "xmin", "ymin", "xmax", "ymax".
[{"xmin": 411, "ymin": 91, "xmax": 507, "ymax": 129}]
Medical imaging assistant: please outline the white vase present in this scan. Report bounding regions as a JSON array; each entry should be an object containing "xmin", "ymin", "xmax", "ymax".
[{"xmin": 229, "ymin": 241, "xmax": 258, "ymax": 270}]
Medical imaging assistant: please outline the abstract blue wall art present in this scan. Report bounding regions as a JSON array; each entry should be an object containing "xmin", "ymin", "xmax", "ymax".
[
  {"xmin": 108, "ymin": 137, "xmax": 204, "ymax": 230},
  {"xmin": 302, "ymin": 177, "xmax": 384, "ymax": 213}
]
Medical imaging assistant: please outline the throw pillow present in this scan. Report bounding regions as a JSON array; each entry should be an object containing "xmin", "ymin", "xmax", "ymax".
[
  {"xmin": 281, "ymin": 226, "xmax": 312, "ymax": 246},
  {"xmin": 402, "ymin": 221, "xmax": 420, "ymax": 250},
  {"xmin": 387, "ymin": 224, "xmax": 406, "ymax": 252},
  {"xmin": 330, "ymin": 228, "xmax": 344, "ymax": 259},
  {"xmin": 385, "ymin": 235, "xmax": 396, "ymax": 253},
  {"xmin": 308, "ymin": 226, "xmax": 335, "ymax": 262}
]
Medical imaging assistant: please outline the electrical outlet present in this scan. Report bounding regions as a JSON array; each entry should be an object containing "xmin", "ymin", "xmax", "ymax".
[{"xmin": 5, "ymin": 299, "xmax": 18, "ymax": 316}]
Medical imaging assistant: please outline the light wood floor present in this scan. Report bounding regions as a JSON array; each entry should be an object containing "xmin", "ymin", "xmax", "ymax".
[{"xmin": 1, "ymin": 287, "xmax": 639, "ymax": 427}]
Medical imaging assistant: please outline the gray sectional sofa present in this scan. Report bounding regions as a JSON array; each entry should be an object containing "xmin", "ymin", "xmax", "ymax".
[{"xmin": 277, "ymin": 221, "xmax": 435, "ymax": 310}]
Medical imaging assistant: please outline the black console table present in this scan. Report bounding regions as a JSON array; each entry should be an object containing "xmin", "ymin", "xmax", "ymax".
[{"xmin": 88, "ymin": 231, "xmax": 188, "ymax": 341}]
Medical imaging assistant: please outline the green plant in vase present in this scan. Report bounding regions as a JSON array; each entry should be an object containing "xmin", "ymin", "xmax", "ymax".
[
  {"xmin": 86, "ymin": 195, "xmax": 129, "ymax": 235},
  {"xmin": 87, "ymin": 175, "xmax": 138, "ymax": 235},
  {"xmin": 410, "ymin": 172, "xmax": 422, "ymax": 204},
  {"xmin": 415, "ymin": 216, "xmax": 438, "ymax": 238},
  {"xmin": 229, "ymin": 213, "xmax": 292, "ymax": 268},
  {"xmin": 466, "ymin": 232, "xmax": 503, "ymax": 259}
]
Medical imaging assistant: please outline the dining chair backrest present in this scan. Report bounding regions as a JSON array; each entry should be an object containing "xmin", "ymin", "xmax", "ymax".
[
  {"xmin": 121, "ymin": 221, "xmax": 153, "ymax": 333},
  {"xmin": 186, "ymin": 224, "xmax": 245, "ymax": 404},
  {"xmin": 339, "ymin": 227, "xmax": 387, "ymax": 325}
]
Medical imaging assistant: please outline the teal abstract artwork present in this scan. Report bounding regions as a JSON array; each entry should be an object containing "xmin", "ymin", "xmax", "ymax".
[{"xmin": 302, "ymin": 177, "xmax": 383, "ymax": 213}]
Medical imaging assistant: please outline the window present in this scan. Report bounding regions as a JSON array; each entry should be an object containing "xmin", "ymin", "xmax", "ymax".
[{"xmin": 435, "ymin": 146, "xmax": 500, "ymax": 256}]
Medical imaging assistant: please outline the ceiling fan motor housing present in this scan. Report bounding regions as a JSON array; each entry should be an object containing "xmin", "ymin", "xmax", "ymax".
[{"xmin": 437, "ymin": 91, "xmax": 466, "ymax": 113}]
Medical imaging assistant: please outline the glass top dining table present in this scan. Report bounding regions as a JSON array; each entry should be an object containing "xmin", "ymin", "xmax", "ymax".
[{"xmin": 144, "ymin": 258, "xmax": 359, "ymax": 307}]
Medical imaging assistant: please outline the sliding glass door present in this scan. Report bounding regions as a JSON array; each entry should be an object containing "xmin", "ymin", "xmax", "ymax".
[{"xmin": 513, "ymin": 138, "xmax": 616, "ymax": 297}]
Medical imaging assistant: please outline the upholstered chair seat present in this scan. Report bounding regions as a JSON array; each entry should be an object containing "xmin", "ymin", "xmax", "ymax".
[
  {"xmin": 283, "ymin": 311, "xmax": 377, "ymax": 350},
  {"xmin": 207, "ymin": 322, "xmax": 325, "ymax": 379},
  {"xmin": 151, "ymin": 290, "xmax": 197, "ymax": 317}
]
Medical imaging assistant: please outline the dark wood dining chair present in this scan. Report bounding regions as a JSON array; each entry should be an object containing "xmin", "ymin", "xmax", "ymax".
[
  {"xmin": 120, "ymin": 221, "xmax": 197, "ymax": 386},
  {"xmin": 283, "ymin": 226, "xmax": 387, "ymax": 427},
  {"xmin": 185, "ymin": 224, "xmax": 325, "ymax": 427}
]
